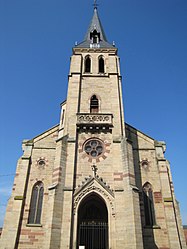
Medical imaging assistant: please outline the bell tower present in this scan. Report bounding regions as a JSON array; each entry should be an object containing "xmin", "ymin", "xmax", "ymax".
[{"xmin": 62, "ymin": 6, "xmax": 125, "ymax": 139}]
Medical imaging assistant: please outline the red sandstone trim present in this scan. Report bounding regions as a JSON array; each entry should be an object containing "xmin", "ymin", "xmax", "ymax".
[
  {"xmin": 123, "ymin": 173, "xmax": 135, "ymax": 178},
  {"xmin": 52, "ymin": 177, "xmax": 61, "ymax": 183},
  {"xmin": 154, "ymin": 191, "xmax": 162, "ymax": 203},
  {"xmin": 53, "ymin": 167, "xmax": 62, "ymax": 172},
  {"xmin": 105, "ymin": 143, "xmax": 111, "ymax": 146},
  {"xmin": 30, "ymin": 238, "xmax": 39, "ymax": 242},
  {"xmin": 52, "ymin": 172, "xmax": 62, "ymax": 178},
  {"xmin": 29, "ymin": 232, "xmax": 44, "ymax": 236},
  {"xmin": 21, "ymin": 230, "xmax": 31, "ymax": 235},
  {"xmin": 159, "ymin": 170, "xmax": 168, "ymax": 173},
  {"xmin": 75, "ymin": 173, "xmax": 83, "ymax": 179},
  {"xmin": 28, "ymin": 235, "xmax": 35, "ymax": 238},
  {"xmin": 114, "ymin": 173, "xmax": 123, "ymax": 181}
]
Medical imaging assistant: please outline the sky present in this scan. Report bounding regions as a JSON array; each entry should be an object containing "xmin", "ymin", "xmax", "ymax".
[{"xmin": 0, "ymin": 0, "xmax": 186, "ymax": 227}]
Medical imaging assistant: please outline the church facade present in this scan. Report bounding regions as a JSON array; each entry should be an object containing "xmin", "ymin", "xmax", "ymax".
[{"xmin": 1, "ymin": 7, "xmax": 186, "ymax": 249}]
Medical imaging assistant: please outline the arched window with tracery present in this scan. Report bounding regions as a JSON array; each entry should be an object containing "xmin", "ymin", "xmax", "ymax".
[
  {"xmin": 28, "ymin": 182, "xmax": 44, "ymax": 224},
  {"xmin": 143, "ymin": 182, "xmax": 156, "ymax": 226},
  {"xmin": 90, "ymin": 95, "xmax": 99, "ymax": 113},
  {"xmin": 99, "ymin": 56, "xmax": 105, "ymax": 73},
  {"xmin": 85, "ymin": 56, "xmax": 91, "ymax": 73}
]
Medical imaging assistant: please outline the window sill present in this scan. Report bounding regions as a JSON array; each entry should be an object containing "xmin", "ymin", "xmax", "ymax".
[
  {"xmin": 144, "ymin": 225, "xmax": 161, "ymax": 229},
  {"xmin": 26, "ymin": 224, "xmax": 42, "ymax": 227}
]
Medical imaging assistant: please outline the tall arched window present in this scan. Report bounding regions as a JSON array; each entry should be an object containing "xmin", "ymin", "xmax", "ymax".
[
  {"xmin": 85, "ymin": 56, "xmax": 91, "ymax": 73},
  {"xmin": 99, "ymin": 56, "xmax": 105, "ymax": 73},
  {"xmin": 28, "ymin": 182, "xmax": 44, "ymax": 224},
  {"xmin": 143, "ymin": 182, "xmax": 156, "ymax": 226},
  {"xmin": 90, "ymin": 95, "xmax": 99, "ymax": 113}
]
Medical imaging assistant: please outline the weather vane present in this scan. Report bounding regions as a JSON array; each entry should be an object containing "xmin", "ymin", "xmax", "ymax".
[{"xmin": 93, "ymin": 0, "xmax": 98, "ymax": 8}]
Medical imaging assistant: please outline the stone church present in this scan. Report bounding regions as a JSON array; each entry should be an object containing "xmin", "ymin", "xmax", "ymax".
[{"xmin": 1, "ymin": 6, "xmax": 186, "ymax": 249}]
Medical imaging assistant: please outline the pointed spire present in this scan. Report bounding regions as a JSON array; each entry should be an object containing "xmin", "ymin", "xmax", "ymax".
[
  {"xmin": 84, "ymin": 5, "xmax": 107, "ymax": 42},
  {"xmin": 76, "ymin": 5, "xmax": 114, "ymax": 48}
]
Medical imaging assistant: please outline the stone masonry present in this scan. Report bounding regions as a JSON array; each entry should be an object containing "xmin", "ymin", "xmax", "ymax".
[{"xmin": 0, "ymin": 6, "xmax": 186, "ymax": 249}]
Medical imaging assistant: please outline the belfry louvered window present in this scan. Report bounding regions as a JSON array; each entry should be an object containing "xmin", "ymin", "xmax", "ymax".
[
  {"xmin": 90, "ymin": 95, "xmax": 99, "ymax": 113},
  {"xmin": 143, "ymin": 182, "xmax": 156, "ymax": 226},
  {"xmin": 99, "ymin": 56, "xmax": 104, "ymax": 73},
  {"xmin": 85, "ymin": 56, "xmax": 91, "ymax": 73},
  {"xmin": 91, "ymin": 29, "xmax": 100, "ymax": 44},
  {"xmin": 28, "ymin": 182, "xmax": 44, "ymax": 224}
]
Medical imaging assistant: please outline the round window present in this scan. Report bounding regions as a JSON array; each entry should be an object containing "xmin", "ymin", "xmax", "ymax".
[
  {"xmin": 84, "ymin": 139, "xmax": 104, "ymax": 158},
  {"xmin": 38, "ymin": 160, "xmax": 46, "ymax": 166}
]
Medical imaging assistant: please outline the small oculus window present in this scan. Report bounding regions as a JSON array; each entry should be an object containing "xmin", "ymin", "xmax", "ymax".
[{"xmin": 84, "ymin": 139, "xmax": 104, "ymax": 158}]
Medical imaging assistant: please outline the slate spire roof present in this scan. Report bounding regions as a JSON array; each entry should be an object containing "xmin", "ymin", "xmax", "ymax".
[{"xmin": 76, "ymin": 6, "xmax": 114, "ymax": 48}]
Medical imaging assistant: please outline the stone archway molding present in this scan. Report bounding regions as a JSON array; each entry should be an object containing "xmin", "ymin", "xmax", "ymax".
[{"xmin": 73, "ymin": 175, "xmax": 115, "ymax": 216}]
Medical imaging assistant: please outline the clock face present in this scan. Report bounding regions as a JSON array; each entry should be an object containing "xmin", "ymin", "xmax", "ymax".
[{"xmin": 84, "ymin": 139, "xmax": 104, "ymax": 158}]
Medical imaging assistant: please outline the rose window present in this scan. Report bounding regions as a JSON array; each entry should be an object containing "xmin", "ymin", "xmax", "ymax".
[{"xmin": 84, "ymin": 139, "xmax": 104, "ymax": 158}]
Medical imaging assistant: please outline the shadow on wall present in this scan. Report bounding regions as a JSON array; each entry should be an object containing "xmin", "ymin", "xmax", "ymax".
[{"xmin": 125, "ymin": 124, "xmax": 159, "ymax": 249}]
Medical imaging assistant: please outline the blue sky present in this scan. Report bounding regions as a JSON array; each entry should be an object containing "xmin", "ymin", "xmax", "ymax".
[{"xmin": 0, "ymin": 0, "xmax": 187, "ymax": 227}]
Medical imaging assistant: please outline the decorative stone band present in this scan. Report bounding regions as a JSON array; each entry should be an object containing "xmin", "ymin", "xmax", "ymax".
[
  {"xmin": 52, "ymin": 167, "xmax": 62, "ymax": 184},
  {"xmin": 77, "ymin": 113, "xmax": 113, "ymax": 130},
  {"xmin": 77, "ymin": 113, "xmax": 113, "ymax": 124},
  {"xmin": 113, "ymin": 172, "xmax": 135, "ymax": 181}
]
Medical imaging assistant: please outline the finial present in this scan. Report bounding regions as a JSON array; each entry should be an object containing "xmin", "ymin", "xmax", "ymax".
[{"xmin": 93, "ymin": 0, "xmax": 98, "ymax": 9}]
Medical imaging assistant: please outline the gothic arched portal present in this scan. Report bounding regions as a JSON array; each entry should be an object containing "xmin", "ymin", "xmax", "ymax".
[{"xmin": 77, "ymin": 193, "xmax": 109, "ymax": 249}]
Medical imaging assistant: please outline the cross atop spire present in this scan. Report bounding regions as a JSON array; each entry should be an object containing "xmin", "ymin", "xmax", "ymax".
[{"xmin": 93, "ymin": 0, "xmax": 98, "ymax": 9}]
